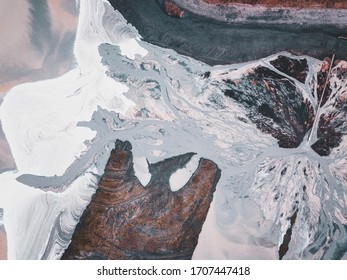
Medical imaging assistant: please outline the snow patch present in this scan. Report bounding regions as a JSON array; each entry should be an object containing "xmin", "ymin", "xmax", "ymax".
[
  {"xmin": 119, "ymin": 38, "xmax": 148, "ymax": 60},
  {"xmin": 169, "ymin": 155, "xmax": 200, "ymax": 192},
  {"xmin": 0, "ymin": 68, "xmax": 133, "ymax": 176},
  {"xmin": 0, "ymin": 165, "xmax": 99, "ymax": 259},
  {"xmin": 133, "ymin": 157, "xmax": 151, "ymax": 187}
]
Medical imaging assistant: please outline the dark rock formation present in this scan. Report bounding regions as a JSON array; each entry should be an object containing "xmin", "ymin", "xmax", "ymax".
[
  {"xmin": 221, "ymin": 55, "xmax": 347, "ymax": 156},
  {"xmin": 223, "ymin": 63, "xmax": 315, "ymax": 148},
  {"xmin": 165, "ymin": 0, "xmax": 184, "ymax": 17},
  {"xmin": 316, "ymin": 57, "xmax": 333, "ymax": 107},
  {"xmin": 269, "ymin": 55, "xmax": 308, "ymax": 84},
  {"xmin": 311, "ymin": 61, "xmax": 347, "ymax": 156},
  {"xmin": 62, "ymin": 140, "xmax": 220, "ymax": 260},
  {"xmin": 279, "ymin": 209, "xmax": 298, "ymax": 260}
]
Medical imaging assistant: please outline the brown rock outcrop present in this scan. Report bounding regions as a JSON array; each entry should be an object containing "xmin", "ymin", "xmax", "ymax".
[
  {"xmin": 62, "ymin": 140, "xmax": 220, "ymax": 260},
  {"xmin": 165, "ymin": 0, "xmax": 184, "ymax": 17},
  {"xmin": 202, "ymin": 0, "xmax": 347, "ymax": 9}
]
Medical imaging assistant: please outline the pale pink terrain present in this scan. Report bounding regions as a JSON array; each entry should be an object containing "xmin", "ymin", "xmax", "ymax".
[
  {"xmin": 0, "ymin": 0, "xmax": 78, "ymax": 175},
  {"xmin": 0, "ymin": 231, "xmax": 7, "ymax": 260},
  {"xmin": 0, "ymin": 0, "xmax": 78, "ymax": 97},
  {"xmin": 0, "ymin": 3, "xmax": 78, "ymax": 260}
]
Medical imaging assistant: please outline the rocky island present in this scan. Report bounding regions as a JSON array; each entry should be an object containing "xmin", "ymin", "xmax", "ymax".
[{"xmin": 62, "ymin": 140, "xmax": 220, "ymax": 259}]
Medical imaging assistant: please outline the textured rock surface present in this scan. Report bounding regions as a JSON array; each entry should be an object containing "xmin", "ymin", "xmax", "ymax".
[
  {"xmin": 165, "ymin": 0, "xmax": 184, "ymax": 17},
  {"xmin": 311, "ymin": 61, "xmax": 347, "ymax": 156},
  {"xmin": 214, "ymin": 55, "xmax": 347, "ymax": 156},
  {"xmin": 62, "ymin": 140, "xmax": 220, "ymax": 260},
  {"xmin": 222, "ymin": 57, "xmax": 315, "ymax": 149}
]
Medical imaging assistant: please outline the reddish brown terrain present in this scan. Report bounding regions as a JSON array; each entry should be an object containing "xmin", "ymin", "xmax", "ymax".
[
  {"xmin": 202, "ymin": 0, "xmax": 347, "ymax": 8},
  {"xmin": 165, "ymin": 0, "xmax": 184, "ymax": 17},
  {"xmin": 62, "ymin": 140, "xmax": 220, "ymax": 260}
]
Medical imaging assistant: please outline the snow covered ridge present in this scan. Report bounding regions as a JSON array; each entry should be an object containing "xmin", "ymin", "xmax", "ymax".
[{"xmin": 0, "ymin": 0, "xmax": 346, "ymax": 259}]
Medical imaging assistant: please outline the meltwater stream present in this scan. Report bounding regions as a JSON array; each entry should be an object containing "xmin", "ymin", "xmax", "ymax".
[{"xmin": 0, "ymin": 0, "xmax": 346, "ymax": 259}]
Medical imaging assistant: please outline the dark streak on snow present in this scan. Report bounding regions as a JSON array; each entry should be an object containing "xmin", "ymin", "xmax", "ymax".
[{"xmin": 279, "ymin": 209, "xmax": 298, "ymax": 260}]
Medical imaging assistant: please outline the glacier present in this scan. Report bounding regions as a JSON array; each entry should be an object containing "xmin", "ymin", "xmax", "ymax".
[{"xmin": 0, "ymin": 0, "xmax": 346, "ymax": 260}]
